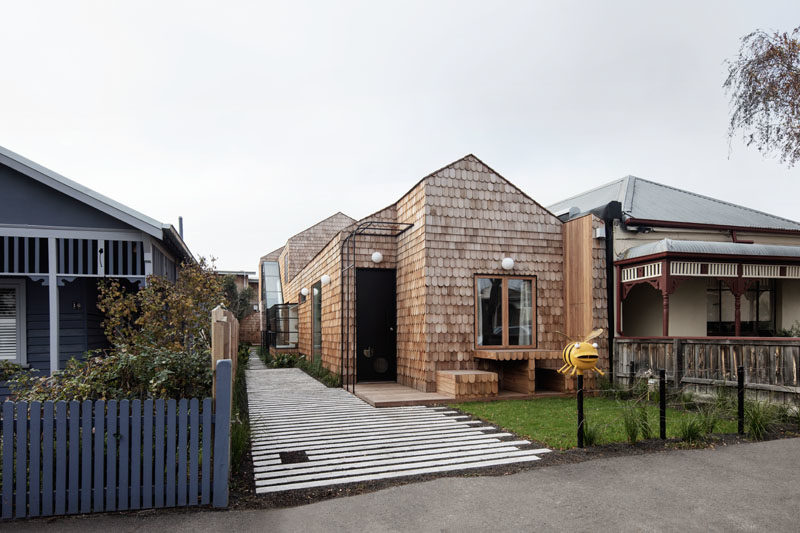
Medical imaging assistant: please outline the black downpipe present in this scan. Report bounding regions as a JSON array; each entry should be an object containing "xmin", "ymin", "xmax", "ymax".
[{"xmin": 601, "ymin": 201, "xmax": 622, "ymax": 384}]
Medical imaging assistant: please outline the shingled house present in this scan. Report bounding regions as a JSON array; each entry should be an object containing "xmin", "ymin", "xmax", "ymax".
[
  {"xmin": 259, "ymin": 155, "xmax": 606, "ymax": 402},
  {"xmin": 549, "ymin": 177, "xmax": 800, "ymax": 393},
  {"xmin": 0, "ymin": 145, "xmax": 192, "ymax": 393}
]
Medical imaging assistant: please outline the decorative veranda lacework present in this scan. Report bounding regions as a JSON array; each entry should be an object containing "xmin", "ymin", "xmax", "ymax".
[{"xmin": 246, "ymin": 362, "xmax": 550, "ymax": 494}]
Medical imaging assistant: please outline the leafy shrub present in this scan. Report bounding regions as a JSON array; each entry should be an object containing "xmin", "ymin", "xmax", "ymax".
[
  {"xmin": 97, "ymin": 258, "xmax": 225, "ymax": 352},
  {"xmin": 0, "ymin": 360, "xmax": 25, "ymax": 382},
  {"xmin": 745, "ymin": 401, "xmax": 777, "ymax": 440},
  {"xmin": 777, "ymin": 320, "xmax": 800, "ymax": 337},
  {"xmin": 678, "ymin": 390, "xmax": 697, "ymax": 411},
  {"xmin": 222, "ymin": 276, "xmax": 256, "ymax": 322},
  {"xmin": 773, "ymin": 402, "xmax": 796, "ymax": 425},
  {"xmin": 10, "ymin": 346, "xmax": 212, "ymax": 402},
  {"xmin": 598, "ymin": 376, "xmax": 617, "ymax": 399},
  {"xmin": 269, "ymin": 352, "xmax": 302, "ymax": 368},
  {"xmin": 230, "ymin": 344, "xmax": 251, "ymax": 474},
  {"xmin": 678, "ymin": 416, "xmax": 704, "ymax": 443},
  {"xmin": 622, "ymin": 405, "xmax": 639, "ymax": 444}
]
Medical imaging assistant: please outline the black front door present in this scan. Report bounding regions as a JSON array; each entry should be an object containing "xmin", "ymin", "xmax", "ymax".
[{"xmin": 356, "ymin": 268, "xmax": 397, "ymax": 382}]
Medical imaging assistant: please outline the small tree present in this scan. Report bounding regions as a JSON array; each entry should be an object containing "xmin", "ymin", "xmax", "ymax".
[
  {"xmin": 97, "ymin": 257, "xmax": 225, "ymax": 352},
  {"xmin": 724, "ymin": 26, "xmax": 800, "ymax": 167},
  {"xmin": 222, "ymin": 274, "xmax": 256, "ymax": 322}
]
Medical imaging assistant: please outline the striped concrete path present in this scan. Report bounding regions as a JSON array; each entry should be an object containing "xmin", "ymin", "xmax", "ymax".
[{"xmin": 246, "ymin": 357, "xmax": 550, "ymax": 494}]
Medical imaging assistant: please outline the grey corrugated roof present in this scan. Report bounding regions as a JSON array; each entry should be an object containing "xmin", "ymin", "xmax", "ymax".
[
  {"xmin": 0, "ymin": 144, "xmax": 193, "ymax": 261},
  {"xmin": 548, "ymin": 177, "xmax": 631, "ymax": 218},
  {"xmin": 548, "ymin": 175, "xmax": 800, "ymax": 231},
  {"xmin": 621, "ymin": 238, "xmax": 800, "ymax": 260}
]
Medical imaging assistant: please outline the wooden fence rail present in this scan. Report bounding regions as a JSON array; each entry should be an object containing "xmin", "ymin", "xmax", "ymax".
[
  {"xmin": 0, "ymin": 359, "xmax": 232, "ymax": 520},
  {"xmin": 615, "ymin": 337, "xmax": 800, "ymax": 395}
]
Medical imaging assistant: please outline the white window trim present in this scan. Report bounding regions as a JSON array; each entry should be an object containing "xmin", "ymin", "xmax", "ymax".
[{"xmin": 0, "ymin": 278, "xmax": 27, "ymax": 365}]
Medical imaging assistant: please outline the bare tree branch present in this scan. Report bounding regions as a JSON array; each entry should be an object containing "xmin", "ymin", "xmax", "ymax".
[{"xmin": 724, "ymin": 26, "xmax": 800, "ymax": 167}]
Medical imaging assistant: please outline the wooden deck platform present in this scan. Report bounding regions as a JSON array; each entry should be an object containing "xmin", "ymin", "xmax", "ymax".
[
  {"xmin": 353, "ymin": 382, "xmax": 572, "ymax": 407},
  {"xmin": 354, "ymin": 382, "xmax": 455, "ymax": 407}
]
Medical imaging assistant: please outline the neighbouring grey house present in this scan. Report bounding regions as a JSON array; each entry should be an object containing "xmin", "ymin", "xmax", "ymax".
[
  {"xmin": 0, "ymin": 145, "xmax": 192, "ymax": 393},
  {"xmin": 549, "ymin": 176, "xmax": 800, "ymax": 395}
]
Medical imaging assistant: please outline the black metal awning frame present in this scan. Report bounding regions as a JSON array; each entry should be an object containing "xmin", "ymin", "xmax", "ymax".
[{"xmin": 340, "ymin": 221, "xmax": 413, "ymax": 392}]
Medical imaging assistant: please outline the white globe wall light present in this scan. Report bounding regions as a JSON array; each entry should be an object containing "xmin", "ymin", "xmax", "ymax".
[
  {"xmin": 300, "ymin": 287, "xmax": 309, "ymax": 297},
  {"xmin": 371, "ymin": 251, "xmax": 383, "ymax": 264},
  {"xmin": 320, "ymin": 274, "xmax": 331, "ymax": 286},
  {"xmin": 501, "ymin": 257, "xmax": 515, "ymax": 270}
]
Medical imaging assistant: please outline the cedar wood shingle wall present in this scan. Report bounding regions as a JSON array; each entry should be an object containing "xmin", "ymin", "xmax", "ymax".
[
  {"xmin": 279, "ymin": 155, "xmax": 614, "ymax": 394},
  {"xmin": 420, "ymin": 156, "xmax": 565, "ymax": 392}
]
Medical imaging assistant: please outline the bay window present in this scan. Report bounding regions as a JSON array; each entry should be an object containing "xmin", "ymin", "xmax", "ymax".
[{"xmin": 475, "ymin": 275, "xmax": 536, "ymax": 348}]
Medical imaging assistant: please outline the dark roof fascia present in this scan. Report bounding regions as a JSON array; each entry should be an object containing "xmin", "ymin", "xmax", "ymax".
[
  {"xmin": 624, "ymin": 218, "xmax": 800, "ymax": 236},
  {"xmin": 614, "ymin": 250, "xmax": 800, "ymax": 267},
  {"xmin": 161, "ymin": 225, "xmax": 195, "ymax": 263}
]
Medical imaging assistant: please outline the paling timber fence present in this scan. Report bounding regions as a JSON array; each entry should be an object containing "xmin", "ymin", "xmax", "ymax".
[
  {"xmin": 614, "ymin": 337, "xmax": 800, "ymax": 402},
  {"xmin": 0, "ymin": 305, "xmax": 240, "ymax": 521}
]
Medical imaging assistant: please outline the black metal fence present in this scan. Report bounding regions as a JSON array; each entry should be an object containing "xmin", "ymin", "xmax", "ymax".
[{"xmin": 261, "ymin": 304, "xmax": 298, "ymax": 354}]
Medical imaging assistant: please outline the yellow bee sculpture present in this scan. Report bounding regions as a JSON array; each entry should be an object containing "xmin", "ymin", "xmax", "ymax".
[{"xmin": 558, "ymin": 328, "xmax": 605, "ymax": 376}]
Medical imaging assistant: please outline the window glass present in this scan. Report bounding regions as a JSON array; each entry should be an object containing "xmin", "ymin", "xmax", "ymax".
[
  {"xmin": 477, "ymin": 278, "xmax": 503, "ymax": 346},
  {"xmin": 741, "ymin": 288, "xmax": 757, "ymax": 322},
  {"xmin": 0, "ymin": 287, "xmax": 18, "ymax": 360},
  {"xmin": 706, "ymin": 287, "xmax": 720, "ymax": 323},
  {"xmin": 508, "ymin": 278, "xmax": 533, "ymax": 346},
  {"xmin": 312, "ymin": 282, "xmax": 322, "ymax": 361},
  {"xmin": 261, "ymin": 261, "xmax": 284, "ymax": 307}
]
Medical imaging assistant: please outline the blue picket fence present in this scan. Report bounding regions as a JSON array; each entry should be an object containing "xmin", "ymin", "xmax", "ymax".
[{"xmin": 0, "ymin": 359, "xmax": 232, "ymax": 520}]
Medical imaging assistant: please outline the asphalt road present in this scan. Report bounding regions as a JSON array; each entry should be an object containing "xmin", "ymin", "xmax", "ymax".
[{"xmin": 15, "ymin": 438, "xmax": 800, "ymax": 532}]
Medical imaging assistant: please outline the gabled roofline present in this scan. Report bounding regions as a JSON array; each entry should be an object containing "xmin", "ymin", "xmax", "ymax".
[
  {"xmin": 259, "ymin": 246, "xmax": 285, "ymax": 264},
  {"xmin": 286, "ymin": 212, "xmax": 355, "ymax": 243},
  {"xmin": 0, "ymin": 144, "xmax": 164, "ymax": 238},
  {"xmin": 547, "ymin": 176, "xmax": 630, "ymax": 215},
  {"xmin": 1, "ymin": 144, "xmax": 194, "ymax": 261},
  {"xmin": 288, "ymin": 154, "xmax": 564, "ymax": 282}
]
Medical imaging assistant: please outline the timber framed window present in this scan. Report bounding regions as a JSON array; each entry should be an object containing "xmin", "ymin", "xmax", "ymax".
[
  {"xmin": 474, "ymin": 275, "xmax": 536, "ymax": 348},
  {"xmin": 0, "ymin": 279, "xmax": 26, "ymax": 364}
]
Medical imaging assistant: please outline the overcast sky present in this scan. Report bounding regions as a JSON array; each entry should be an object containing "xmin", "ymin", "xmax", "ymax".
[{"xmin": 1, "ymin": 1, "xmax": 798, "ymax": 271}]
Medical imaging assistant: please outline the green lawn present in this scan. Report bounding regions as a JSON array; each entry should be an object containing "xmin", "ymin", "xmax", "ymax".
[{"xmin": 451, "ymin": 396, "xmax": 737, "ymax": 449}]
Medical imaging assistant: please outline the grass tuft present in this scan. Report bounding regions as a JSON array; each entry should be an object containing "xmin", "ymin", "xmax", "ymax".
[
  {"xmin": 451, "ymin": 396, "xmax": 737, "ymax": 449},
  {"xmin": 582, "ymin": 422, "xmax": 601, "ymax": 446},
  {"xmin": 622, "ymin": 405, "xmax": 639, "ymax": 444},
  {"xmin": 678, "ymin": 415, "xmax": 704, "ymax": 443},
  {"xmin": 745, "ymin": 401, "xmax": 777, "ymax": 440}
]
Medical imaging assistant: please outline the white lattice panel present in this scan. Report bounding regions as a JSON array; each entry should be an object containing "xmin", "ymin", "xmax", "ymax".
[
  {"xmin": 670, "ymin": 261, "xmax": 737, "ymax": 277},
  {"xmin": 621, "ymin": 262, "xmax": 661, "ymax": 282}
]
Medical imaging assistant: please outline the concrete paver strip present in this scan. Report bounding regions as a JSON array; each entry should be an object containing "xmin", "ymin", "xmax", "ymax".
[{"xmin": 246, "ymin": 360, "xmax": 549, "ymax": 493}]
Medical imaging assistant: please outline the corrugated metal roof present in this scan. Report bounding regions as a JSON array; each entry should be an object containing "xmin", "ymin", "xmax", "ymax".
[
  {"xmin": 548, "ymin": 177, "xmax": 630, "ymax": 217},
  {"xmin": 548, "ymin": 176, "xmax": 800, "ymax": 231},
  {"xmin": 620, "ymin": 238, "xmax": 800, "ymax": 260}
]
